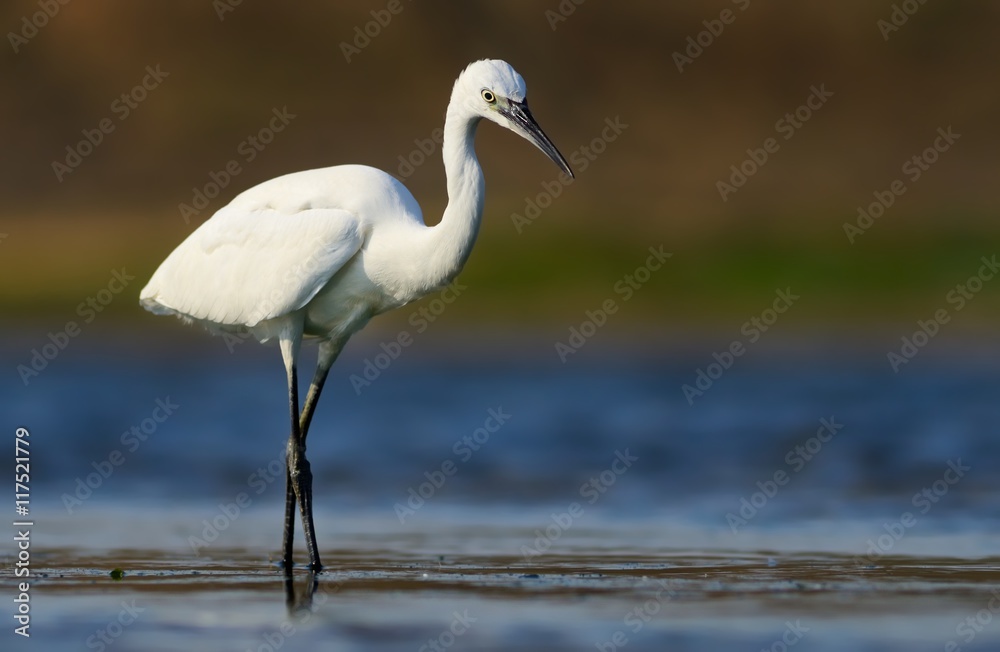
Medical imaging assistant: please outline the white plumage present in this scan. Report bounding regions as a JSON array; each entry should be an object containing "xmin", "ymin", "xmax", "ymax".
[
  {"xmin": 141, "ymin": 166, "xmax": 405, "ymax": 340},
  {"xmin": 139, "ymin": 59, "xmax": 573, "ymax": 571}
]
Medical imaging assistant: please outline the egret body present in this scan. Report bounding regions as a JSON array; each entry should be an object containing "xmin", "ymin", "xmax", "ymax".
[{"xmin": 140, "ymin": 59, "xmax": 573, "ymax": 571}]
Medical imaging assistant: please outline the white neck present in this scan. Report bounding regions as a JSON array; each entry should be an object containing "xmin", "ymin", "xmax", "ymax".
[{"xmin": 411, "ymin": 99, "xmax": 485, "ymax": 292}]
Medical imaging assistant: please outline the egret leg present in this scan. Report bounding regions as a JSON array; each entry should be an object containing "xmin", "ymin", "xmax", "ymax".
[
  {"xmin": 281, "ymin": 335, "xmax": 341, "ymax": 572},
  {"xmin": 281, "ymin": 463, "xmax": 297, "ymax": 570},
  {"xmin": 293, "ymin": 340, "xmax": 341, "ymax": 571},
  {"xmin": 287, "ymin": 432, "xmax": 321, "ymax": 571},
  {"xmin": 299, "ymin": 339, "xmax": 341, "ymax": 437},
  {"xmin": 279, "ymin": 321, "xmax": 310, "ymax": 570}
]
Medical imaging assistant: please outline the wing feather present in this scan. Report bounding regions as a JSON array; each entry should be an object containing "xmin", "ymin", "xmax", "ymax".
[{"xmin": 140, "ymin": 205, "xmax": 364, "ymax": 327}]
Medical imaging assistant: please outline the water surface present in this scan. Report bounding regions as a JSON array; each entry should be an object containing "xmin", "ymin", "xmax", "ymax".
[{"xmin": 3, "ymin": 331, "xmax": 999, "ymax": 650}]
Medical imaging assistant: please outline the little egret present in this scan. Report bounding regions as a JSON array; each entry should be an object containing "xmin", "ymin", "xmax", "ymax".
[{"xmin": 140, "ymin": 59, "xmax": 573, "ymax": 571}]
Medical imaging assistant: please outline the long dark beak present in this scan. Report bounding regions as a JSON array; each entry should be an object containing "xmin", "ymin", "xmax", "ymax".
[{"xmin": 503, "ymin": 100, "xmax": 574, "ymax": 179}]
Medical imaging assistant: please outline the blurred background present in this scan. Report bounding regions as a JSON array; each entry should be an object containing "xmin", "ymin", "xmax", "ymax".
[{"xmin": 3, "ymin": 2, "xmax": 1000, "ymax": 547}]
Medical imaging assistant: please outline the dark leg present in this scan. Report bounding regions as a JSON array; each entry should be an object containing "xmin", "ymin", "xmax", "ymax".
[
  {"xmin": 288, "ymin": 439, "xmax": 321, "ymax": 571},
  {"xmin": 284, "ymin": 364, "xmax": 323, "ymax": 572},
  {"xmin": 291, "ymin": 341, "xmax": 340, "ymax": 571},
  {"xmin": 281, "ymin": 355, "xmax": 302, "ymax": 571},
  {"xmin": 279, "ymin": 333, "xmax": 341, "ymax": 573},
  {"xmin": 299, "ymin": 340, "xmax": 339, "ymax": 437},
  {"xmin": 279, "ymin": 326, "xmax": 306, "ymax": 571},
  {"xmin": 281, "ymin": 463, "xmax": 297, "ymax": 570}
]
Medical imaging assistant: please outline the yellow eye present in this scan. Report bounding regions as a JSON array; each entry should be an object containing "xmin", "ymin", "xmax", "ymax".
[{"xmin": 481, "ymin": 89, "xmax": 496, "ymax": 104}]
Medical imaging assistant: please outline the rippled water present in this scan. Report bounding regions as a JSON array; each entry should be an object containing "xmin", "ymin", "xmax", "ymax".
[
  {"xmin": 3, "ymin": 330, "xmax": 1000, "ymax": 650},
  {"xmin": 4, "ymin": 506, "xmax": 1000, "ymax": 651}
]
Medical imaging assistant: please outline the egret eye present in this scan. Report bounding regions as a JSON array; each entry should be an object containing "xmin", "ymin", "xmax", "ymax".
[{"xmin": 481, "ymin": 89, "xmax": 496, "ymax": 104}]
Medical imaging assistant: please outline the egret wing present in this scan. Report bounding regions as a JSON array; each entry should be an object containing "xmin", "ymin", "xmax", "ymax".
[{"xmin": 140, "ymin": 205, "xmax": 364, "ymax": 327}]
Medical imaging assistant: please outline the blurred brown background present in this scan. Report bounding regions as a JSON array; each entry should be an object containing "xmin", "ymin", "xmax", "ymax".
[{"xmin": 3, "ymin": 1, "xmax": 999, "ymax": 335}]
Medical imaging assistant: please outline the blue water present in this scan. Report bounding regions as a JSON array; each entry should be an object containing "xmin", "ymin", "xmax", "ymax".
[
  {"xmin": 6, "ymin": 326, "xmax": 1000, "ymax": 529},
  {"xmin": 4, "ymin": 325, "xmax": 1000, "ymax": 651}
]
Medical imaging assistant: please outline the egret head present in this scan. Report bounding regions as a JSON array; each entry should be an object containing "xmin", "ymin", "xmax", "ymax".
[{"xmin": 454, "ymin": 59, "xmax": 574, "ymax": 178}]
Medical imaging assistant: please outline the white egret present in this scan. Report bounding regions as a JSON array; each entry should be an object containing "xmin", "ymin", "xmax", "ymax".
[{"xmin": 140, "ymin": 59, "xmax": 573, "ymax": 571}]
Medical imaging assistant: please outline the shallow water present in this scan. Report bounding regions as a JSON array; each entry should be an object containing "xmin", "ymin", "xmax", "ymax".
[
  {"xmin": 3, "ymin": 331, "xmax": 1000, "ymax": 649},
  {"xmin": 4, "ymin": 505, "xmax": 1000, "ymax": 651}
]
